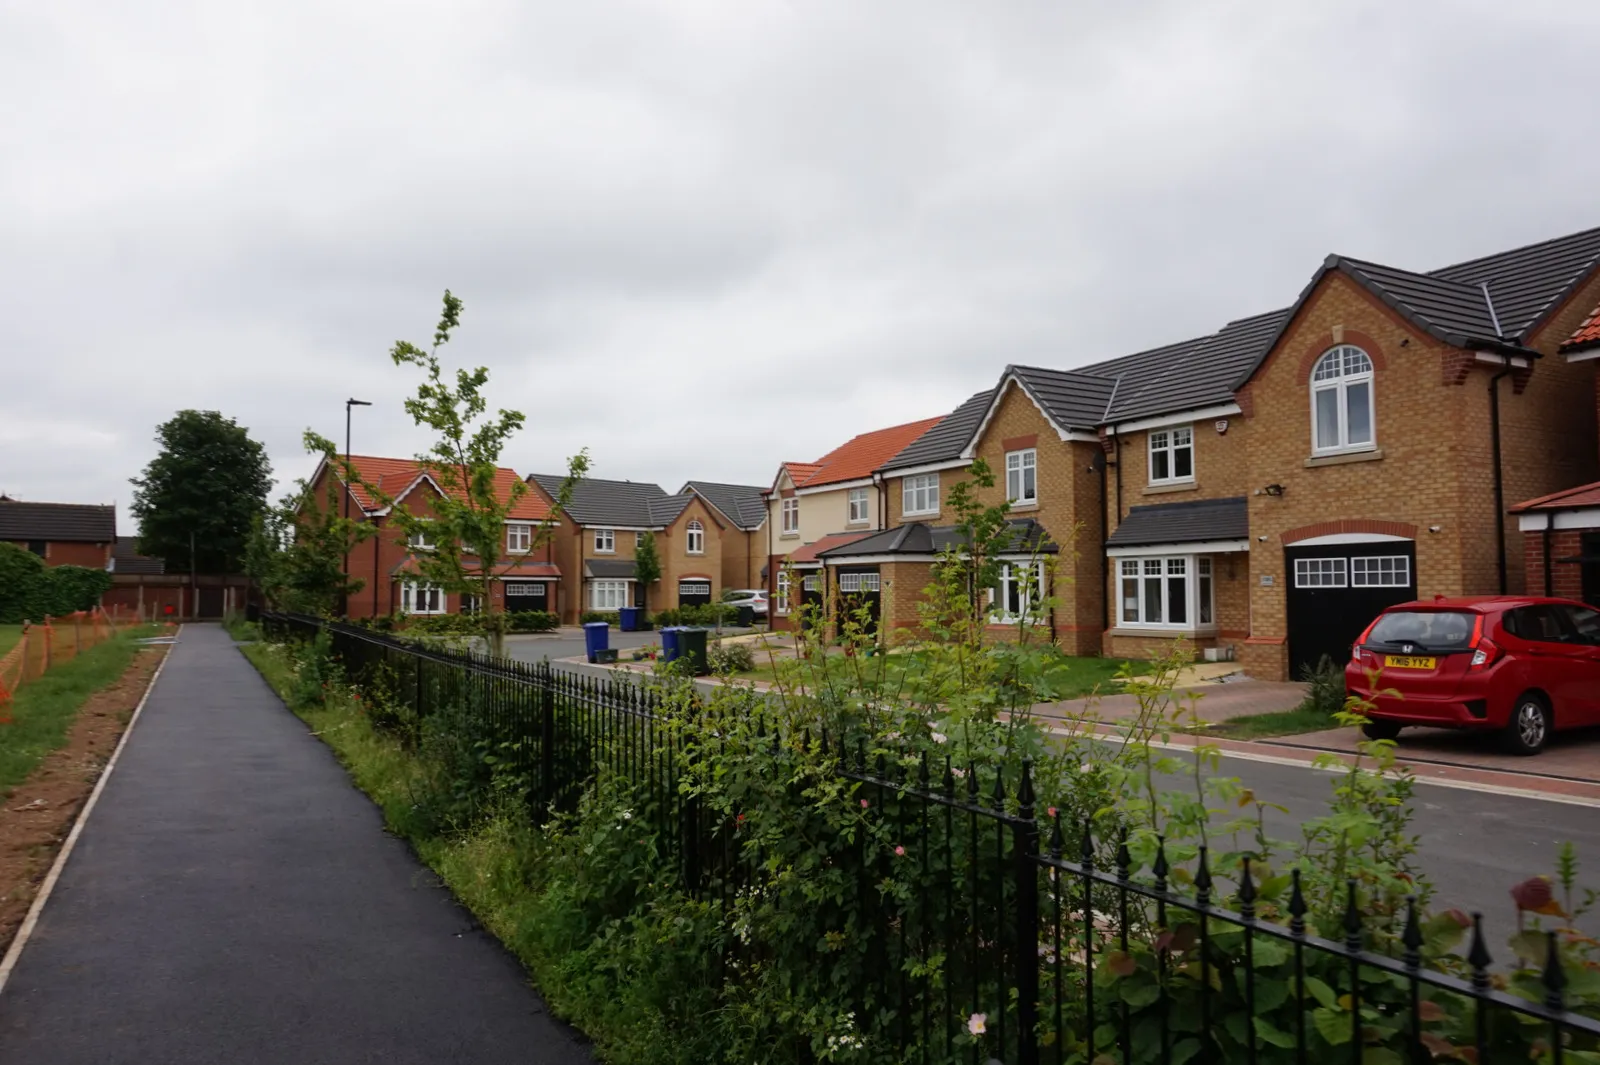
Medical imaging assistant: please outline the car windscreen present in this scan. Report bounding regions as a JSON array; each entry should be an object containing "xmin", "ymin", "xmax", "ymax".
[{"xmin": 1364, "ymin": 610, "xmax": 1477, "ymax": 652}]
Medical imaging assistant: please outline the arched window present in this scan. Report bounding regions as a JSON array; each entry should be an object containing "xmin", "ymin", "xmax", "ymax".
[
  {"xmin": 686, "ymin": 519, "xmax": 705, "ymax": 554},
  {"xmin": 1311, "ymin": 345, "xmax": 1375, "ymax": 452}
]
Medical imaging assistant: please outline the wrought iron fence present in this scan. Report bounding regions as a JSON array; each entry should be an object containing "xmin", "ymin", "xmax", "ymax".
[{"xmin": 260, "ymin": 611, "xmax": 1600, "ymax": 1064}]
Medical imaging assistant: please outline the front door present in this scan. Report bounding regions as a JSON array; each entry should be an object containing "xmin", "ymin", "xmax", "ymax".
[
  {"xmin": 1285, "ymin": 540, "xmax": 1417, "ymax": 678},
  {"xmin": 504, "ymin": 582, "xmax": 548, "ymax": 613},
  {"xmin": 1582, "ymin": 533, "xmax": 1600, "ymax": 609}
]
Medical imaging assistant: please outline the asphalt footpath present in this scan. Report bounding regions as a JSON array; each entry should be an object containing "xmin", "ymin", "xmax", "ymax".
[{"xmin": 0, "ymin": 624, "xmax": 592, "ymax": 1065}]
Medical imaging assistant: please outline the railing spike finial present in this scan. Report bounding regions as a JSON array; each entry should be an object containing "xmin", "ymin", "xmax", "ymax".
[
  {"xmin": 943, "ymin": 756, "xmax": 955, "ymax": 798},
  {"xmin": 856, "ymin": 737, "xmax": 867, "ymax": 772},
  {"xmin": 1152, "ymin": 835, "xmax": 1169, "ymax": 892},
  {"xmin": 990, "ymin": 765, "xmax": 1006, "ymax": 810},
  {"xmin": 1079, "ymin": 820, "xmax": 1094, "ymax": 870},
  {"xmin": 1237, "ymin": 856, "xmax": 1255, "ymax": 918},
  {"xmin": 875, "ymin": 751, "xmax": 887, "ymax": 780},
  {"xmin": 1543, "ymin": 930, "xmax": 1567, "ymax": 1012},
  {"xmin": 1343, "ymin": 880, "xmax": 1363, "ymax": 953},
  {"xmin": 917, "ymin": 750, "xmax": 930, "ymax": 790},
  {"xmin": 1016, "ymin": 759, "xmax": 1035, "ymax": 809},
  {"xmin": 819, "ymin": 726, "xmax": 830, "ymax": 756},
  {"xmin": 1115, "ymin": 829, "xmax": 1131, "ymax": 883},
  {"xmin": 1288, "ymin": 868, "xmax": 1307, "ymax": 937},
  {"xmin": 1194, "ymin": 845, "xmax": 1212, "ymax": 904},
  {"xmin": 1048, "ymin": 808, "xmax": 1064, "ymax": 858},
  {"xmin": 1401, "ymin": 895, "xmax": 1423, "ymax": 968}
]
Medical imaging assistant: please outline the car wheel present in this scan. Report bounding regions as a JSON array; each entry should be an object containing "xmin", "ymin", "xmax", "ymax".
[
  {"xmin": 1361, "ymin": 720, "xmax": 1401, "ymax": 741},
  {"xmin": 1502, "ymin": 694, "xmax": 1552, "ymax": 756}
]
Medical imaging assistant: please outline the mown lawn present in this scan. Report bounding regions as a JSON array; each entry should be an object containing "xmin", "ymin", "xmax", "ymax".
[
  {"xmin": 0, "ymin": 627, "xmax": 158, "ymax": 793},
  {"xmin": 1207, "ymin": 700, "xmax": 1337, "ymax": 739},
  {"xmin": 0, "ymin": 624, "xmax": 23, "ymax": 659}
]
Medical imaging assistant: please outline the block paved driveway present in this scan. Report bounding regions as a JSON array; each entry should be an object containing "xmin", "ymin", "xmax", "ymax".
[{"xmin": 0, "ymin": 624, "xmax": 591, "ymax": 1065}]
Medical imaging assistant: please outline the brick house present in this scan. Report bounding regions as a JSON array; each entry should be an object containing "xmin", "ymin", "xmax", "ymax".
[
  {"xmin": 1513, "ymin": 303, "xmax": 1600, "ymax": 606},
  {"xmin": 762, "ymin": 418, "xmax": 944, "ymax": 629},
  {"xmin": 855, "ymin": 221, "xmax": 1600, "ymax": 680},
  {"xmin": 680, "ymin": 481, "xmax": 768, "ymax": 593},
  {"xmin": 307, "ymin": 455, "xmax": 560, "ymax": 619},
  {"xmin": 0, "ymin": 498, "xmax": 117, "ymax": 569},
  {"xmin": 525, "ymin": 475, "xmax": 736, "ymax": 621}
]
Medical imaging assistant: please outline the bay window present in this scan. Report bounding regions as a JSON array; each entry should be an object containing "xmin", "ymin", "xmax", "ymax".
[
  {"xmin": 590, "ymin": 580, "xmax": 629, "ymax": 610},
  {"xmin": 903, "ymin": 474, "xmax": 939, "ymax": 516},
  {"xmin": 1148, "ymin": 426, "xmax": 1194, "ymax": 483},
  {"xmin": 1005, "ymin": 449, "xmax": 1038, "ymax": 504},
  {"xmin": 1117, "ymin": 554, "xmax": 1216, "ymax": 630},
  {"xmin": 401, "ymin": 582, "xmax": 444, "ymax": 615}
]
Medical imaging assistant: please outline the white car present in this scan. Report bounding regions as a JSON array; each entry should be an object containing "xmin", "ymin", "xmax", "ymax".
[{"xmin": 723, "ymin": 589, "xmax": 769, "ymax": 616}]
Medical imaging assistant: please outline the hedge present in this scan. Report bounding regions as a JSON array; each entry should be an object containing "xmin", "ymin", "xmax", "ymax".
[{"xmin": 0, "ymin": 544, "xmax": 113, "ymax": 623}]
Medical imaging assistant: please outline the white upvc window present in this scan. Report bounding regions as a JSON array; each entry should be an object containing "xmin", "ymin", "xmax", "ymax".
[
  {"xmin": 1148, "ymin": 426, "xmax": 1194, "ymax": 484},
  {"xmin": 1351, "ymin": 555, "xmax": 1410, "ymax": 588},
  {"xmin": 591, "ymin": 580, "xmax": 629, "ymax": 610},
  {"xmin": 903, "ymin": 474, "xmax": 939, "ymax": 516},
  {"xmin": 994, "ymin": 560, "xmax": 1047, "ymax": 623},
  {"xmin": 781, "ymin": 498, "xmax": 800, "ymax": 534},
  {"xmin": 594, "ymin": 528, "xmax": 615, "ymax": 553},
  {"xmin": 686, "ymin": 519, "xmax": 705, "ymax": 554},
  {"xmin": 1117, "ymin": 555, "xmax": 1215, "ymax": 629},
  {"xmin": 401, "ymin": 581, "xmax": 444, "ymax": 615},
  {"xmin": 838, "ymin": 572, "xmax": 881, "ymax": 592},
  {"xmin": 459, "ymin": 593, "xmax": 482, "ymax": 615},
  {"xmin": 1294, "ymin": 557, "xmax": 1348, "ymax": 588},
  {"xmin": 775, "ymin": 570, "xmax": 791, "ymax": 613},
  {"xmin": 847, "ymin": 487, "xmax": 870, "ymax": 524},
  {"xmin": 1311, "ymin": 346, "xmax": 1376, "ymax": 453},
  {"xmin": 506, "ymin": 523, "xmax": 531, "ymax": 553},
  {"xmin": 802, "ymin": 574, "xmax": 822, "ymax": 591},
  {"xmin": 1005, "ymin": 449, "xmax": 1038, "ymax": 504},
  {"xmin": 407, "ymin": 526, "xmax": 435, "ymax": 551}
]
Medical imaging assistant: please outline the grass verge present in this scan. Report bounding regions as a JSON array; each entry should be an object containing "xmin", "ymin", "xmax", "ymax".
[
  {"xmin": 0, "ymin": 626, "xmax": 159, "ymax": 792},
  {"xmin": 1208, "ymin": 699, "xmax": 1338, "ymax": 739},
  {"xmin": 729, "ymin": 645, "xmax": 1149, "ymax": 698},
  {"xmin": 0, "ymin": 625, "xmax": 22, "ymax": 659}
]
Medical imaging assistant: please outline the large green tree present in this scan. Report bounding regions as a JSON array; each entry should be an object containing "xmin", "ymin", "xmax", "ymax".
[{"xmin": 130, "ymin": 410, "xmax": 273, "ymax": 574}]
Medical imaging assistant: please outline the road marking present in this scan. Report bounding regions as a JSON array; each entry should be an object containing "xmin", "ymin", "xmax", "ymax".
[
  {"xmin": 1052, "ymin": 725, "xmax": 1600, "ymax": 810},
  {"xmin": 0, "ymin": 627, "xmax": 178, "ymax": 998}
]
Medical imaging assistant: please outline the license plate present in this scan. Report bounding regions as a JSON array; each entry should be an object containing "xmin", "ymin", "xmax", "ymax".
[{"xmin": 1384, "ymin": 655, "xmax": 1437, "ymax": 670}]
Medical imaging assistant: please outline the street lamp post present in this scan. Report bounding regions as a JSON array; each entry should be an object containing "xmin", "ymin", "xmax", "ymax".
[{"xmin": 342, "ymin": 398, "xmax": 372, "ymax": 617}]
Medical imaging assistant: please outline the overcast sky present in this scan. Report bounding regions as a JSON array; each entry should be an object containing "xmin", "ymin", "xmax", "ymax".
[{"xmin": 5, "ymin": 1, "xmax": 1599, "ymax": 528}]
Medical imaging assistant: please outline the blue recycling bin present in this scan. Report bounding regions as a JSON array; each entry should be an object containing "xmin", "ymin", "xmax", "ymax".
[
  {"xmin": 660, "ymin": 626, "xmax": 682, "ymax": 662},
  {"xmin": 618, "ymin": 606, "xmax": 642, "ymax": 632},
  {"xmin": 583, "ymin": 621, "xmax": 610, "ymax": 663}
]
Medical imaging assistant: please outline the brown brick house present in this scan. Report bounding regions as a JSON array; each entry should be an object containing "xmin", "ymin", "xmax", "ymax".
[
  {"xmin": 679, "ymin": 481, "xmax": 768, "ymax": 593},
  {"xmin": 0, "ymin": 498, "xmax": 116, "ymax": 569},
  {"xmin": 859, "ymin": 221, "xmax": 1600, "ymax": 680},
  {"xmin": 525, "ymin": 475, "xmax": 746, "ymax": 622},
  {"xmin": 307, "ymin": 455, "xmax": 560, "ymax": 619}
]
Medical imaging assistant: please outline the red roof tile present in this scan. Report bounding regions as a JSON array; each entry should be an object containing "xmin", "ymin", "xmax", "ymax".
[
  {"xmin": 339, "ymin": 455, "xmax": 551, "ymax": 521},
  {"xmin": 799, "ymin": 418, "xmax": 944, "ymax": 489},
  {"xmin": 788, "ymin": 531, "xmax": 874, "ymax": 564},
  {"xmin": 1511, "ymin": 480, "xmax": 1600, "ymax": 512},
  {"xmin": 1563, "ymin": 304, "xmax": 1600, "ymax": 354}
]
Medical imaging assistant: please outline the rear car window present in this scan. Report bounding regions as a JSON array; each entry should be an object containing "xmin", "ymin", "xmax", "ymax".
[{"xmin": 1366, "ymin": 610, "xmax": 1476, "ymax": 651}]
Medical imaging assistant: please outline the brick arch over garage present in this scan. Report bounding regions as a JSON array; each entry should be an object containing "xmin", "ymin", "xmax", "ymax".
[{"xmin": 1281, "ymin": 519, "xmax": 1418, "ymax": 545}]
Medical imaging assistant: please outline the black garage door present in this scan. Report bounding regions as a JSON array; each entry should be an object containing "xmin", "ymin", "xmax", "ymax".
[
  {"xmin": 835, "ymin": 567, "xmax": 881, "ymax": 639},
  {"xmin": 1285, "ymin": 541, "xmax": 1417, "ymax": 677},
  {"xmin": 678, "ymin": 580, "xmax": 712, "ymax": 608},
  {"xmin": 504, "ymin": 582, "xmax": 549, "ymax": 613}
]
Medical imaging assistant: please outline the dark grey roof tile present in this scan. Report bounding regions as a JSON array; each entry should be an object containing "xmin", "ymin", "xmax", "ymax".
[
  {"xmin": 0, "ymin": 500, "xmax": 116, "ymax": 543},
  {"xmin": 1105, "ymin": 496, "xmax": 1248, "ymax": 547},
  {"xmin": 880, "ymin": 390, "xmax": 993, "ymax": 471},
  {"xmin": 528, "ymin": 475, "xmax": 666, "ymax": 528},
  {"xmin": 681, "ymin": 481, "xmax": 767, "ymax": 530},
  {"xmin": 819, "ymin": 518, "xmax": 1058, "ymax": 558}
]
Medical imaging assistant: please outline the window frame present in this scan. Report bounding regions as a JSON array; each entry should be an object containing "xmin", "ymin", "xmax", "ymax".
[
  {"xmin": 593, "ymin": 528, "xmax": 615, "ymax": 554},
  {"xmin": 677, "ymin": 578, "xmax": 712, "ymax": 598},
  {"xmin": 506, "ymin": 522, "xmax": 531, "ymax": 553},
  {"xmin": 407, "ymin": 526, "xmax": 435, "ymax": 551},
  {"xmin": 686, "ymin": 519, "xmax": 705, "ymax": 555},
  {"xmin": 1310, "ymin": 345, "xmax": 1377, "ymax": 454},
  {"xmin": 781, "ymin": 498, "xmax": 800, "ymax": 534},
  {"xmin": 994, "ymin": 559, "xmax": 1047, "ymax": 624},
  {"xmin": 1116, "ymin": 554, "xmax": 1215, "ymax": 631},
  {"xmin": 590, "ymin": 579, "xmax": 630, "ymax": 611},
  {"xmin": 838, "ymin": 572, "xmax": 880, "ymax": 593},
  {"xmin": 902, "ymin": 474, "xmax": 940, "ymax": 517},
  {"xmin": 1005, "ymin": 449, "xmax": 1039, "ymax": 505},
  {"xmin": 1293, "ymin": 557, "xmax": 1349, "ymax": 588},
  {"xmin": 400, "ymin": 581, "xmax": 445, "ymax": 615},
  {"xmin": 847, "ymin": 487, "xmax": 870, "ymax": 524},
  {"xmin": 1147, "ymin": 425, "xmax": 1195, "ymax": 485},
  {"xmin": 1350, "ymin": 555, "xmax": 1410, "ymax": 588},
  {"xmin": 775, "ymin": 570, "xmax": 791, "ymax": 613}
]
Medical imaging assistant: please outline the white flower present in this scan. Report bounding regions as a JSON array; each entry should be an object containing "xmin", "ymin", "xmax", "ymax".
[
  {"xmin": 621, "ymin": 810, "xmax": 633, "ymax": 821},
  {"xmin": 968, "ymin": 1012, "xmax": 987, "ymax": 1036},
  {"xmin": 931, "ymin": 732, "xmax": 947, "ymax": 744}
]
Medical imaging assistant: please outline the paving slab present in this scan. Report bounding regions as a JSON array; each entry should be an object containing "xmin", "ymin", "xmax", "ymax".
[{"xmin": 0, "ymin": 624, "xmax": 591, "ymax": 1065}]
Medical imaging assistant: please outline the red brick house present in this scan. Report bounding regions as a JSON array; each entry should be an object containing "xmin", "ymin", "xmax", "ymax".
[
  {"xmin": 0, "ymin": 498, "xmax": 116, "ymax": 569},
  {"xmin": 306, "ymin": 455, "xmax": 560, "ymax": 619},
  {"xmin": 1513, "ymin": 303, "xmax": 1600, "ymax": 606},
  {"xmin": 862, "ymin": 221, "xmax": 1600, "ymax": 680}
]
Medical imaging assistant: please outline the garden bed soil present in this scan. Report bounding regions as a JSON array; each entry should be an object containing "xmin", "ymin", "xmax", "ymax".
[{"xmin": 0, "ymin": 646, "xmax": 166, "ymax": 953}]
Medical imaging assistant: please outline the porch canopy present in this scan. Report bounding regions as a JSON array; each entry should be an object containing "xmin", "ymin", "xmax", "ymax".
[{"xmin": 1104, "ymin": 496, "xmax": 1249, "ymax": 555}]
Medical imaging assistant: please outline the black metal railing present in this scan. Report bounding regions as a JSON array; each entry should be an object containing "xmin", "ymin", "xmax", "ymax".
[{"xmin": 260, "ymin": 611, "xmax": 1600, "ymax": 1064}]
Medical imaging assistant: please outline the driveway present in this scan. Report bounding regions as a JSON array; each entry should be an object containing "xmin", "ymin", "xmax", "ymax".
[{"xmin": 0, "ymin": 625, "xmax": 590, "ymax": 1065}]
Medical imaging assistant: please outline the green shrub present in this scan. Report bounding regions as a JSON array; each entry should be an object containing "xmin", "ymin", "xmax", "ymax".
[
  {"xmin": 0, "ymin": 546, "xmax": 113, "ymax": 623},
  {"xmin": 1300, "ymin": 653, "xmax": 1345, "ymax": 717},
  {"xmin": 507, "ymin": 610, "xmax": 559, "ymax": 633},
  {"xmin": 579, "ymin": 610, "xmax": 619, "ymax": 626},
  {"xmin": 406, "ymin": 613, "xmax": 481, "ymax": 636},
  {"xmin": 653, "ymin": 603, "xmax": 737, "ymax": 628},
  {"xmin": 707, "ymin": 639, "xmax": 754, "ymax": 673}
]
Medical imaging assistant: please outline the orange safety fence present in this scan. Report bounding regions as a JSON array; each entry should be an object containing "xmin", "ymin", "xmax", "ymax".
[{"xmin": 0, "ymin": 605, "xmax": 155, "ymax": 724}]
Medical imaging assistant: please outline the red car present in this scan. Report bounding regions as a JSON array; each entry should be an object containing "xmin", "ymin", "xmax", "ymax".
[{"xmin": 1344, "ymin": 596, "xmax": 1600, "ymax": 755}]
